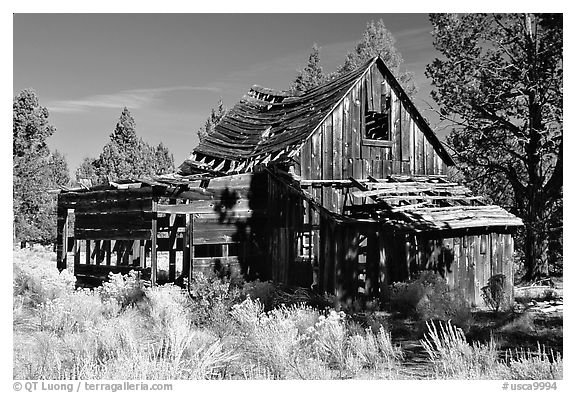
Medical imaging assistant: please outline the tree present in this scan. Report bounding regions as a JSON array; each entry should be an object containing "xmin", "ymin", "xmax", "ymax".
[
  {"xmin": 153, "ymin": 142, "xmax": 175, "ymax": 176},
  {"xmin": 47, "ymin": 150, "xmax": 70, "ymax": 187},
  {"xmin": 290, "ymin": 44, "xmax": 326, "ymax": 93},
  {"xmin": 78, "ymin": 107, "xmax": 175, "ymax": 185},
  {"xmin": 13, "ymin": 89, "xmax": 66, "ymax": 244},
  {"xmin": 292, "ymin": 20, "xmax": 416, "ymax": 95},
  {"xmin": 335, "ymin": 19, "xmax": 416, "ymax": 95},
  {"xmin": 426, "ymin": 13, "xmax": 562, "ymax": 280},
  {"xmin": 75, "ymin": 157, "xmax": 99, "ymax": 187},
  {"xmin": 198, "ymin": 100, "xmax": 226, "ymax": 142}
]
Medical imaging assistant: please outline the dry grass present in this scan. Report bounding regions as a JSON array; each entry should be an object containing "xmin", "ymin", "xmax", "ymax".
[
  {"xmin": 13, "ymin": 247, "xmax": 562, "ymax": 380},
  {"xmin": 421, "ymin": 320, "xmax": 562, "ymax": 380}
]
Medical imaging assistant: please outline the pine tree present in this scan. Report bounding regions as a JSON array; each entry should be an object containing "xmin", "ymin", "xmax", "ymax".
[
  {"xmin": 13, "ymin": 89, "xmax": 68, "ymax": 244},
  {"xmin": 198, "ymin": 100, "xmax": 226, "ymax": 142},
  {"xmin": 336, "ymin": 19, "xmax": 416, "ymax": 95},
  {"xmin": 79, "ymin": 108, "xmax": 175, "ymax": 185},
  {"xmin": 426, "ymin": 13, "xmax": 563, "ymax": 279},
  {"xmin": 290, "ymin": 44, "xmax": 326, "ymax": 93},
  {"xmin": 291, "ymin": 20, "xmax": 416, "ymax": 95}
]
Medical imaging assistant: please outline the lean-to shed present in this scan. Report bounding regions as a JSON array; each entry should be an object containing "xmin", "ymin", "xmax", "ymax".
[{"xmin": 56, "ymin": 57, "xmax": 522, "ymax": 308}]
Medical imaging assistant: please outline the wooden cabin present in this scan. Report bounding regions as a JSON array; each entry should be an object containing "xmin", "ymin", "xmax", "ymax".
[{"xmin": 56, "ymin": 57, "xmax": 522, "ymax": 308}]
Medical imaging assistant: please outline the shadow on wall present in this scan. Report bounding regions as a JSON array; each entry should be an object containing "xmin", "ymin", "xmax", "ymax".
[{"xmin": 206, "ymin": 171, "xmax": 270, "ymax": 281}]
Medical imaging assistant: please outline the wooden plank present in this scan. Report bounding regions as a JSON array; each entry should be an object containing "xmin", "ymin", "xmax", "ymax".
[
  {"xmin": 391, "ymin": 88, "xmax": 402, "ymax": 160},
  {"xmin": 156, "ymin": 199, "xmax": 253, "ymax": 214},
  {"xmin": 140, "ymin": 240, "xmax": 146, "ymax": 269},
  {"xmin": 75, "ymin": 229, "xmax": 152, "ymax": 240},
  {"xmin": 74, "ymin": 264, "xmax": 143, "ymax": 279},
  {"xmin": 416, "ymin": 125, "xmax": 425, "ymax": 175},
  {"xmin": 168, "ymin": 209, "xmax": 177, "ymax": 281},
  {"xmin": 401, "ymin": 104, "xmax": 410, "ymax": 161},
  {"xmin": 72, "ymin": 198, "xmax": 153, "ymax": 214},
  {"xmin": 360, "ymin": 79, "xmax": 367, "ymax": 158},
  {"xmin": 185, "ymin": 213, "xmax": 194, "ymax": 283},
  {"xmin": 426, "ymin": 138, "xmax": 435, "ymax": 175},
  {"xmin": 151, "ymin": 209, "xmax": 157, "ymax": 286},
  {"xmin": 73, "ymin": 238, "xmax": 81, "ymax": 269},
  {"xmin": 94, "ymin": 240, "xmax": 102, "ymax": 265},
  {"xmin": 59, "ymin": 187, "xmax": 153, "ymax": 204},
  {"xmin": 311, "ymin": 127, "xmax": 322, "ymax": 180},
  {"xmin": 56, "ymin": 206, "xmax": 68, "ymax": 271},
  {"xmin": 343, "ymin": 96, "xmax": 353, "ymax": 178},
  {"xmin": 85, "ymin": 239, "xmax": 91, "ymax": 265},
  {"xmin": 443, "ymin": 238, "xmax": 455, "ymax": 289},
  {"xmin": 373, "ymin": 159, "xmax": 382, "ymax": 179},
  {"xmin": 409, "ymin": 119, "xmax": 416, "ymax": 174},
  {"xmin": 192, "ymin": 256, "xmax": 240, "ymax": 273},
  {"xmin": 182, "ymin": 213, "xmax": 191, "ymax": 280},
  {"xmin": 371, "ymin": 64, "xmax": 381, "ymax": 113},
  {"xmin": 452, "ymin": 238, "xmax": 460, "ymax": 292},
  {"xmin": 322, "ymin": 115, "xmax": 334, "ymax": 180},
  {"xmin": 121, "ymin": 240, "xmax": 132, "ymax": 266},
  {"xmin": 365, "ymin": 69, "xmax": 374, "ymax": 112},
  {"xmin": 75, "ymin": 212, "xmax": 153, "ymax": 231},
  {"xmin": 351, "ymin": 85, "xmax": 361, "ymax": 160},
  {"xmin": 300, "ymin": 139, "xmax": 311, "ymax": 180},
  {"xmin": 365, "ymin": 233, "xmax": 379, "ymax": 299},
  {"xmin": 378, "ymin": 231, "xmax": 390, "ymax": 306},
  {"xmin": 333, "ymin": 103, "xmax": 343, "ymax": 179}
]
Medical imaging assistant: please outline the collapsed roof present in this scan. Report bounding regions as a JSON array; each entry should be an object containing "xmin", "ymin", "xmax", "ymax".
[{"xmin": 179, "ymin": 57, "xmax": 454, "ymax": 175}]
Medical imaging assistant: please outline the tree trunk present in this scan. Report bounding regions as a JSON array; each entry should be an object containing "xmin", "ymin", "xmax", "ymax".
[{"xmin": 523, "ymin": 221, "xmax": 549, "ymax": 281}]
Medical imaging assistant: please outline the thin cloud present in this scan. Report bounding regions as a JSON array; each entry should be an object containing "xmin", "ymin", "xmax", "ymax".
[{"xmin": 48, "ymin": 85, "xmax": 222, "ymax": 113}]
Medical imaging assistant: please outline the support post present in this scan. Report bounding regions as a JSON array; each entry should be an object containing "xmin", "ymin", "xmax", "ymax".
[
  {"xmin": 378, "ymin": 231, "xmax": 390, "ymax": 307},
  {"xmin": 73, "ymin": 237, "xmax": 80, "ymax": 270},
  {"xmin": 85, "ymin": 240, "xmax": 91, "ymax": 265},
  {"xmin": 168, "ymin": 207, "xmax": 177, "ymax": 282},
  {"xmin": 139, "ymin": 240, "xmax": 146, "ymax": 269},
  {"xmin": 186, "ymin": 213, "xmax": 194, "ymax": 284},
  {"xmin": 151, "ymin": 201, "xmax": 158, "ymax": 287},
  {"xmin": 365, "ymin": 232, "xmax": 379, "ymax": 299},
  {"xmin": 56, "ymin": 204, "xmax": 69, "ymax": 271},
  {"xmin": 105, "ymin": 240, "xmax": 112, "ymax": 266}
]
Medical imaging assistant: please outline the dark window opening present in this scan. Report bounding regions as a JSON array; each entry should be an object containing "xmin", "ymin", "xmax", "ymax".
[{"xmin": 365, "ymin": 91, "xmax": 391, "ymax": 141}]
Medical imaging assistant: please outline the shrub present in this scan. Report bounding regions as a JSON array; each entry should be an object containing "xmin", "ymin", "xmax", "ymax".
[
  {"xmin": 98, "ymin": 271, "xmax": 145, "ymax": 308},
  {"xmin": 13, "ymin": 248, "xmax": 76, "ymax": 307},
  {"xmin": 482, "ymin": 274, "xmax": 506, "ymax": 312},
  {"xmin": 390, "ymin": 271, "xmax": 472, "ymax": 329},
  {"xmin": 187, "ymin": 272, "xmax": 242, "ymax": 326}
]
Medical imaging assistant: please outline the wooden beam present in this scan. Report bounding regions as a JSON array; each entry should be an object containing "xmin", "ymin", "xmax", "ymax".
[
  {"xmin": 378, "ymin": 232, "xmax": 390, "ymax": 307},
  {"xmin": 150, "ymin": 200, "xmax": 158, "ymax": 286},
  {"xmin": 56, "ymin": 205, "xmax": 68, "ymax": 271},
  {"xmin": 186, "ymin": 213, "xmax": 194, "ymax": 284},
  {"xmin": 139, "ymin": 240, "xmax": 146, "ymax": 269}
]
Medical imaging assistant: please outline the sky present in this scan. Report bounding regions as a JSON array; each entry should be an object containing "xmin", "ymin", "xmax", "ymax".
[{"xmin": 13, "ymin": 13, "xmax": 446, "ymax": 176}]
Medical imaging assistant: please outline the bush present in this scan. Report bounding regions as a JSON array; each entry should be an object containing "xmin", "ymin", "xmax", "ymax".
[
  {"xmin": 187, "ymin": 272, "xmax": 242, "ymax": 327},
  {"xmin": 390, "ymin": 271, "xmax": 472, "ymax": 329},
  {"xmin": 13, "ymin": 247, "xmax": 75, "ymax": 307},
  {"xmin": 482, "ymin": 274, "xmax": 506, "ymax": 312},
  {"xmin": 98, "ymin": 271, "xmax": 145, "ymax": 308}
]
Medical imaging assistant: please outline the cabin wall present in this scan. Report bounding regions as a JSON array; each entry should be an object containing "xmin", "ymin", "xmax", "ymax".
[
  {"xmin": 297, "ymin": 62, "xmax": 447, "ymax": 192},
  {"xmin": 394, "ymin": 232, "xmax": 515, "ymax": 308}
]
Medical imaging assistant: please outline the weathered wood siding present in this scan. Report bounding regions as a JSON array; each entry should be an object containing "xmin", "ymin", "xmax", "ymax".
[
  {"xmin": 297, "ymin": 62, "xmax": 447, "ymax": 187},
  {"xmin": 394, "ymin": 233, "xmax": 515, "ymax": 308}
]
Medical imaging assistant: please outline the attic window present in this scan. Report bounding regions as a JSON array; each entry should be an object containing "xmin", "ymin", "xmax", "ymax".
[{"xmin": 364, "ymin": 88, "xmax": 391, "ymax": 141}]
